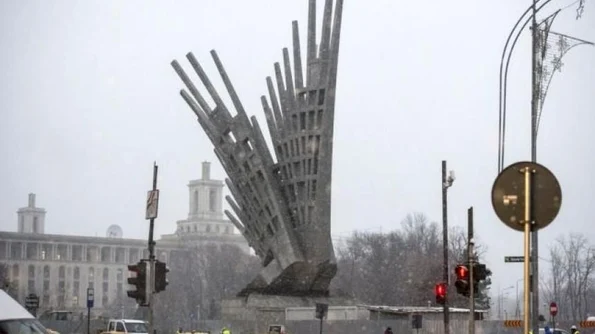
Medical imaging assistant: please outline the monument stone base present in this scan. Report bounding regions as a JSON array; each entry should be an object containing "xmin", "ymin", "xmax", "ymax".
[{"xmin": 221, "ymin": 293, "xmax": 359, "ymax": 333}]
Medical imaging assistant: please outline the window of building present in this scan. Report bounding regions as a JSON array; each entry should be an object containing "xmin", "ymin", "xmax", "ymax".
[
  {"xmin": 28, "ymin": 265, "xmax": 35, "ymax": 278},
  {"xmin": 103, "ymin": 268, "xmax": 109, "ymax": 281},
  {"xmin": 0, "ymin": 241, "xmax": 6, "ymax": 259},
  {"xmin": 59, "ymin": 266, "xmax": 65, "ymax": 279},
  {"xmin": 42, "ymin": 295, "xmax": 50, "ymax": 306},
  {"xmin": 28, "ymin": 280, "xmax": 35, "ymax": 294},
  {"xmin": 117, "ymin": 283, "xmax": 123, "ymax": 297},
  {"xmin": 26, "ymin": 243, "xmax": 37, "ymax": 260},
  {"xmin": 215, "ymin": 225, "xmax": 220, "ymax": 233},
  {"xmin": 43, "ymin": 266, "xmax": 50, "ymax": 279},
  {"xmin": 115, "ymin": 248, "xmax": 125, "ymax": 263},
  {"xmin": 128, "ymin": 249, "xmax": 138, "ymax": 263},
  {"xmin": 41, "ymin": 244, "xmax": 52, "ymax": 260},
  {"xmin": 43, "ymin": 280, "xmax": 49, "ymax": 292},
  {"xmin": 88, "ymin": 267, "xmax": 95, "ymax": 281},
  {"xmin": 193, "ymin": 190, "xmax": 199, "ymax": 213},
  {"xmin": 10, "ymin": 242, "xmax": 22, "ymax": 259},
  {"xmin": 57, "ymin": 244, "xmax": 67, "ymax": 260},
  {"xmin": 209, "ymin": 189, "xmax": 217, "ymax": 212},
  {"xmin": 72, "ymin": 245, "xmax": 83, "ymax": 261},
  {"xmin": 206, "ymin": 225, "xmax": 211, "ymax": 233},
  {"xmin": 19, "ymin": 216, "xmax": 24, "ymax": 232},
  {"xmin": 116, "ymin": 269, "xmax": 123, "ymax": 281},
  {"xmin": 225, "ymin": 226, "xmax": 231, "ymax": 234},
  {"xmin": 87, "ymin": 246, "xmax": 98, "ymax": 262},
  {"xmin": 73, "ymin": 281, "xmax": 80, "ymax": 298},
  {"xmin": 74, "ymin": 267, "xmax": 80, "ymax": 280},
  {"xmin": 88, "ymin": 282, "xmax": 94, "ymax": 289},
  {"xmin": 102, "ymin": 295, "xmax": 109, "ymax": 307},
  {"xmin": 101, "ymin": 247, "xmax": 111, "ymax": 262},
  {"xmin": 33, "ymin": 216, "xmax": 39, "ymax": 233}
]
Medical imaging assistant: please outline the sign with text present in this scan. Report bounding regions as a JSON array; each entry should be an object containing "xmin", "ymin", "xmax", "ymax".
[{"xmin": 504, "ymin": 256, "xmax": 533, "ymax": 263}]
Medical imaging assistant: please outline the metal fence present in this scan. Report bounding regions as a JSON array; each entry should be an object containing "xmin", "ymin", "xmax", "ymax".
[{"xmin": 39, "ymin": 319, "xmax": 587, "ymax": 334}]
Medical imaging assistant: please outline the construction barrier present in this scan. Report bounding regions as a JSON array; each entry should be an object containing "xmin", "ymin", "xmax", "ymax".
[
  {"xmin": 504, "ymin": 320, "xmax": 523, "ymax": 327},
  {"xmin": 579, "ymin": 321, "xmax": 595, "ymax": 327}
]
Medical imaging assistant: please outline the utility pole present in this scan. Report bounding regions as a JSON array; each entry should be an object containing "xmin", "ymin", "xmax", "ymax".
[
  {"xmin": 530, "ymin": 1, "xmax": 539, "ymax": 333},
  {"xmin": 146, "ymin": 163, "xmax": 160, "ymax": 334},
  {"xmin": 468, "ymin": 207, "xmax": 475, "ymax": 334},
  {"xmin": 441, "ymin": 160, "xmax": 455, "ymax": 334}
]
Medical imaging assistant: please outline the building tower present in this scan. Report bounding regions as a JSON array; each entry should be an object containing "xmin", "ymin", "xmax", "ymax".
[
  {"xmin": 187, "ymin": 161, "xmax": 224, "ymax": 221},
  {"xmin": 17, "ymin": 193, "xmax": 46, "ymax": 234}
]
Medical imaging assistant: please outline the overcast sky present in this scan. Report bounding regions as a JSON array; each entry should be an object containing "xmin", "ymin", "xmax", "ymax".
[{"xmin": 1, "ymin": 0, "xmax": 594, "ymax": 303}]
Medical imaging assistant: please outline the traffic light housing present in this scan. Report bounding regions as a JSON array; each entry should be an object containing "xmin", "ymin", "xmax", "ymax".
[
  {"xmin": 454, "ymin": 264, "xmax": 470, "ymax": 297},
  {"xmin": 127, "ymin": 260, "xmax": 148, "ymax": 305},
  {"xmin": 154, "ymin": 260, "xmax": 169, "ymax": 293},
  {"xmin": 435, "ymin": 282, "xmax": 447, "ymax": 305}
]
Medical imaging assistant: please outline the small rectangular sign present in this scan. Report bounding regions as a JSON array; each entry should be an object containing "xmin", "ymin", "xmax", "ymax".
[
  {"xmin": 504, "ymin": 256, "xmax": 532, "ymax": 263},
  {"xmin": 146, "ymin": 190, "xmax": 160, "ymax": 220},
  {"xmin": 87, "ymin": 287, "xmax": 94, "ymax": 308}
]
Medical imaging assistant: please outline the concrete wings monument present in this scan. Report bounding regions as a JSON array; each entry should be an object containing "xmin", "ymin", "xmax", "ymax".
[{"xmin": 171, "ymin": 0, "xmax": 343, "ymax": 297}]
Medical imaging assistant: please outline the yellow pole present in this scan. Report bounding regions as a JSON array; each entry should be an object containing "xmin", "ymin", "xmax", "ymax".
[{"xmin": 523, "ymin": 166, "xmax": 532, "ymax": 334}]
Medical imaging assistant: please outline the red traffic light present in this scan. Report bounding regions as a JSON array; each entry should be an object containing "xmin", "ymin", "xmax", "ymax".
[
  {"xmin": 435, "ymin": 282, "xmax": 447, "ymax": 297},
  {"xmin": 455, "ymin": 264, "xmax": 469, "ymax": 279}
]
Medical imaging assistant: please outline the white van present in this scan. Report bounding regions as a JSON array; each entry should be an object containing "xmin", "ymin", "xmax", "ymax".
[{"xmin": 0, "ymin": 290, "xmax": 51, "ymax": 334}]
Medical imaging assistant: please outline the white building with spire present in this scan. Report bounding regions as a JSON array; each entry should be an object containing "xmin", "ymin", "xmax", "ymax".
[
  {"xmin": 0, "ymin": 162, "xmax": 249, "ymax": 314},
  {"xmin": 160, "ymin": 162, "xmax": 249, "ymax": 252}
]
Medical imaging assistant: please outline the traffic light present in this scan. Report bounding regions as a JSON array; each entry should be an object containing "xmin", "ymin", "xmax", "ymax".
[
  {"xmin": 154, "ymin": 260, "xmax": 169, "ymax": 293},
  {"xmin": 127, "ymin": 260, "xmax": 148, "ymax": 305},
  {"xmin": 435, "ymin": 282, "xmax": 447, "ymax": 305},
  {"xmin": 473, "ymin": 263, "xmax": 488, "ymax": 281},
  {"xmin": 454, "ymin": 264, "xmax": 470, "ymax": 297}
]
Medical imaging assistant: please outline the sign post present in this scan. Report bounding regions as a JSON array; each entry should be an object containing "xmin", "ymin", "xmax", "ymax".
[
  {"xmin": 145, "ymin": 162, "xmax": 160, "ymax": 334},
  {"xmin": 87, "ymin": 287, "xmax": 94, "ymax": 334},
  {"xmin": 25, "ymin": 293, "xmax": 39, "ymax": 317},
  {"xmin": 550, "ymin": 301, "xmax": 558, "ymax": 333},
  {"xmin": 491, "ymin": 161, "xmax": 562, "ymax": 334}
]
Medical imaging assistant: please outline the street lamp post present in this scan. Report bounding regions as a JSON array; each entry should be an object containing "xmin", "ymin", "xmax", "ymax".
[
  {"xmin": 515, "ymin": 277, "xmax": 524, "ymax": 318},
  {"xmin": 498, "ymin": 286, "xmax": 514, "ymax": 320},
  {"xmin": 441, "ymin": 160, "xmax": 455, "ymax": 334},
  {"xmin": 498, "ymin": 1, "xmax": 592, "ymax": 333}
]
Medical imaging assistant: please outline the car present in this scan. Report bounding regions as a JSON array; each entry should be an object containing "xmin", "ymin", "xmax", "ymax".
[{"xmin": 0, "ymin": 289, "xmax": 54, "ymax": 334}]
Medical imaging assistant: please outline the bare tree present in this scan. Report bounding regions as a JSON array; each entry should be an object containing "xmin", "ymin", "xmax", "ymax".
[
  {"xmin": 541, "ymin": 233, "xmax": 595, "ymax": 321},
  {"xmin": 331, "ymin": 213, "xmax": 492, "ymax": 308}
]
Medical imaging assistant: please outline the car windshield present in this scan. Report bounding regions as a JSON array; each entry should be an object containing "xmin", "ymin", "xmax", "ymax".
[
  {"xmin": 124, "ymin": 322, "xmax": 148, "ymax": 333},
  {"xmin": 0, "ymin": 319, "xmax": 48, "ymax": 334}
]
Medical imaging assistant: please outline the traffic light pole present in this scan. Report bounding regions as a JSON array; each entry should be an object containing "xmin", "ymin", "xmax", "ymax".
[
  {"xmin": 467, "ymin": 207, "xmax": 475, "ymax": 334},
  {"xmin": 441, "ymin": 160, "xmax": 450, "ymax": 334},
  {"xmin": 147, "ymin": 163, "xmax": 159, "ymax": 334}
]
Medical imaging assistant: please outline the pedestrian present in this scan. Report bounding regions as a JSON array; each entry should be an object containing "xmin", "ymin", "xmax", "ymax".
[
  {"xmin": 221, "ymin": 326, "xmax": 231, "ymax": 334},
  {"xmin": 384, "ymin": 327, "xmax": 393, "ymax": 334},
  {"xmin": 571, "ymin": 325, "xmax": 580, "ymax": 334}
]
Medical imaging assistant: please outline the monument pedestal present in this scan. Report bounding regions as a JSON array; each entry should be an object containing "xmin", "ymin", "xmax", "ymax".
[{"xmin": 221, "ymin": 294, "xmax": 358, "ymax": 333}]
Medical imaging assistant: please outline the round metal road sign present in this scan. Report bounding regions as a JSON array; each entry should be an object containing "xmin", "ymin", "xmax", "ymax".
[
  {"xmin": 550, "ymin": 301, "xmax": 558, "ymax": 316},
  {"xmin": 491, "ymin": 161, "xmax": 562, "ymax": 232}
]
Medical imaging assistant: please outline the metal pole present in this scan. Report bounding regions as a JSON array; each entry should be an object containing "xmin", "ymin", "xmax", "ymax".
[
  {"xmin": 87, "ymin": 307, "xmax": 91, "ymax": 334},
  {"xmin": 468, "ymin": 207, "xmax": 475, "ymax": 334},
  {"xmin": 530, "ymin": 1, "xmax": 540, "ymax": 333},
  {"xmin": 524, "ymin": 167, "xmax": 532, "ymax": 334},
  {"xmin": 319, "ymin": 316, "xmax": 323, "ymax": 334},
  {"xmin": 148, "ymin": 163, "xmax": 158, "ymax": 334},
  {"xmin": 441, "ymin": 160, "xmax": 450, "ymax": 334}
]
